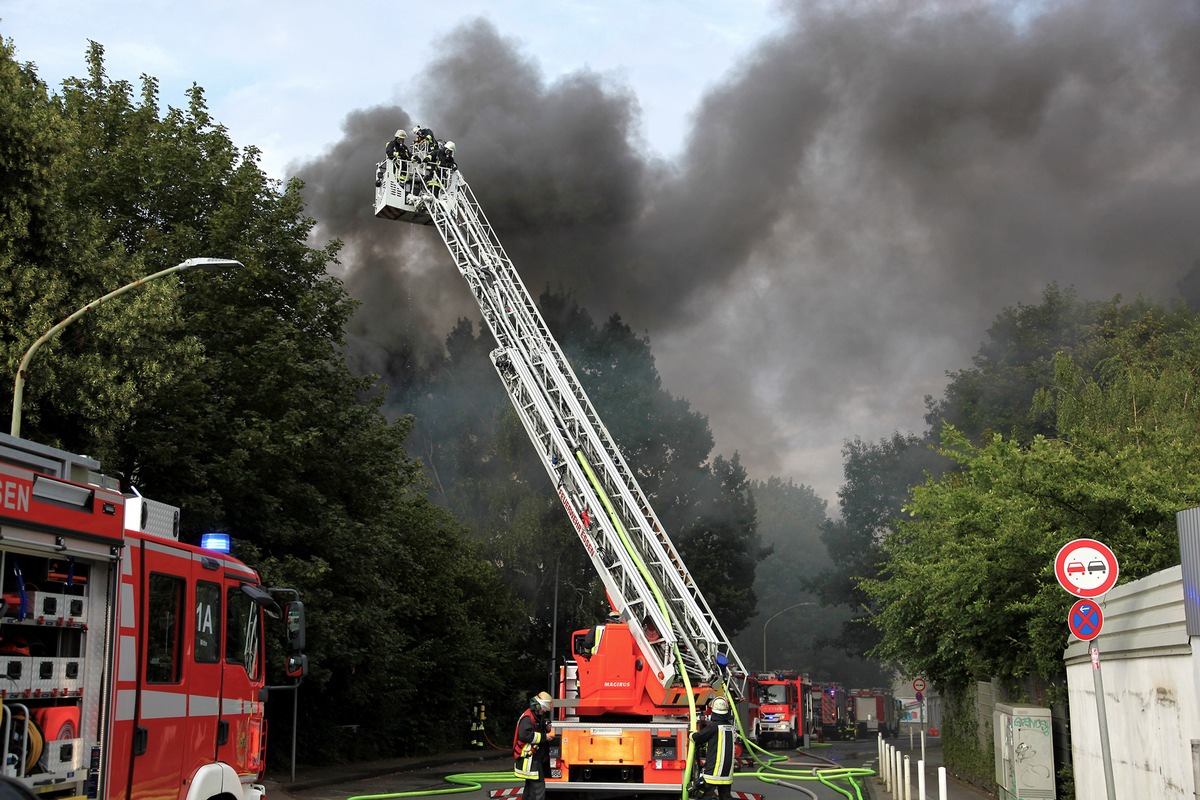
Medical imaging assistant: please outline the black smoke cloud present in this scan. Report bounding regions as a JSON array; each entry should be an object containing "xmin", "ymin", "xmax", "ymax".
[{"xmin": 298, "ymin": 1, "xmax": 1200, "ymax": 502}]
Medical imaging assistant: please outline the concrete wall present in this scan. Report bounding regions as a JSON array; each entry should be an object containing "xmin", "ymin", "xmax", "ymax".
[{"xmin": 1063, "ymin": 565, "xmax": 1199, "ymax": 799}]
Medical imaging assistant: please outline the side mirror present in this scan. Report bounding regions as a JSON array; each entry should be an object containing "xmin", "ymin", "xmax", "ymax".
[
  {"xmin": 286, "ymin": 654, "xmax": 308, "ymax": 679},
  {"xmin": 241, "ymin": 584, "xmax": 282, "ymax": 619},
  {"xmin": 284, "ymin": 601, "xmax": 306, "ymax": 652}
]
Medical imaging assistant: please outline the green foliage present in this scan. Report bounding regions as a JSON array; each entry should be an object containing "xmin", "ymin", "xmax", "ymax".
[
  {"xmin": 941, "ymin": 685, "xmax": 996, "ymax": 791},
  {"xmin": 812, "ymin": 433, "xmax": 948, "ymax": 663},
  {"xmin": 865, "ymin": 304, "xmax": 1200, "ymax": 686},
  {"xmin": 0, "ymin": 40, "xmax": 524, "ymax": 761},
  {"xmin": 401, "ymin": 288, "xmax": 767, "ymax": 676}
]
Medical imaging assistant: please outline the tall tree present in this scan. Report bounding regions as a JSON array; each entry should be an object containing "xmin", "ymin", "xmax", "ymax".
[
  {"xmin": 400, "ymin": 288, "xmax": 766, "ymax": 653},
  {"xmin": 867, "ymin": 304, "xmax": 1200, "ymax": 685},
  {"xmin": 813, "ymin": 433, "xmax": 948, "ymax": 660},
  {"xmin": 1, "ymin": 41, "xmax": 525, "ymax": 759}
]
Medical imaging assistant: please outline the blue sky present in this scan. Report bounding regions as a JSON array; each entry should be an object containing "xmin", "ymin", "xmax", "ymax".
[{"xmin": 3, "ymin": 0, "xmax": 781, "ymax": 179}]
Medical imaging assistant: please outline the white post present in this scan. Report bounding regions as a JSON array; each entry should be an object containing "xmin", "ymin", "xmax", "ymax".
[
  {"xmin": 895, "ymin": 750, "xmax": 903, "ymax": 797},
  {"xmin": 938, "ymin": 766, "xmax": 947, "ymax": 800},
  {"xmin": 909, "ymin": 721, "xmax": 914, "ymax": 749},
  {"xmin": 904, "ymin": 754, "xmax": 911, "ymax": 800},
  {"xmin": 877, "ymin": 734, "xmax": 884, "ymax": 783},
  {"xmin": 918, "ymin": 759, "xmax": 926, "ymax": 800},
  {"xmin": 885, "ymin": 744, "xmax": 894, "ymax": 793},
  {"xmin": 921, "ymin": 728, "xmax": 926, "ymax": 765}
]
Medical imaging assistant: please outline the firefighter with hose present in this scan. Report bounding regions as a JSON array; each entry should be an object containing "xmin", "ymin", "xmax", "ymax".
[
  {"xmin": 689, "ymin": 696, "xmax": 736, "ymax": 800},
  {"xmin": 514, "ymin": 691, "xmax": 556, "ymax": 800}
]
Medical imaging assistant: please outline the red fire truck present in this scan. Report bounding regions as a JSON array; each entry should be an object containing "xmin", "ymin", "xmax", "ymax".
[
  {"xmin": 809, "ymin": 682, "xmax": 851, "ymax": 742},
  {"xmin": 0, "ymin": 433, "xmax": 305, "ymax": 800},
  {"xmin": 850, "ymin": 688, "xmax": 899, "ymax": 739},
  {"xmin": 747, "ymin": 672, "xmax": 811, "ymax": 748}
]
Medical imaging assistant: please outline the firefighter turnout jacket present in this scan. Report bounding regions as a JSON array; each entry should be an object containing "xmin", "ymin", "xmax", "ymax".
[
  {"xmin": 513, "ymin": 707, "xmax": 552, "ymax": 780},
  {"xmin": 691, "ymin": 715, "xmax": 736, "ymax": 785}
]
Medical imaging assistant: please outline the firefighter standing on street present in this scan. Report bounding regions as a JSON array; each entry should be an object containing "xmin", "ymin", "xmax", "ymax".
[
  {"xmin": 514, "ymin": 691, "xmax": 556, "ymax": 800},
  {"xmin": 689, "ymin": 696, "xmax": 736, "ymax": 800}
]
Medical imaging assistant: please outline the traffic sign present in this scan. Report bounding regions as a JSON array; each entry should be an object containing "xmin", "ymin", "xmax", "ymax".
[
  {"xmin": 915, "ymin": 690, "xmax": 924, "ymax": 702},
  {"xmin": 1068, "ymin": 599, "xmax": 1104, "ymax": 641},
  {"xmin": 912, "ymin": 677, "xmax": 926, "ymax": 692},
  {"xmin": 1055, "ymin": 538, "xmax": 1119, "ymax": 597}
]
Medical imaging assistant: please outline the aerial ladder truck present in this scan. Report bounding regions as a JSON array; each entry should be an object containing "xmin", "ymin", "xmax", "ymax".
[{"xmin": 375, "ymin": 143, "xmax": 749, "ymax": 794}]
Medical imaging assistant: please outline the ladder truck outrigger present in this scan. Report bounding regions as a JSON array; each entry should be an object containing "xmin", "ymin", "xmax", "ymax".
[{"xmin": 375, "ymin": 144, "xmax": 749, "ymax": 794}]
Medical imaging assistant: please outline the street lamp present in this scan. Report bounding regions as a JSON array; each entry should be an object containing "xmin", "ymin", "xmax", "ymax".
[
  {"xmin": 762, "ymin": 601, "xmax": 816, "ymax": 670},
  {"xmin": 10, "ymin": 257, "xmax": 244, "ymax": 438}
]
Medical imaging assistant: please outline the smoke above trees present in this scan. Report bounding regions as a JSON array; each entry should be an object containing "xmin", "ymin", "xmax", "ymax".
[{"xmin": 297, "ymin": 0, "xmax": 1200, "ymax": 502}]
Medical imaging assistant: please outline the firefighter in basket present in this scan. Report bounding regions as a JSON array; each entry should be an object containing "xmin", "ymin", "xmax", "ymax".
[
  {"xmin": 514, "ymin": 691, "xmax": 556, "ymax": 800},
  {"xmin": 689, "ymin": 696, "xmax": 736, "ymax": 800}
]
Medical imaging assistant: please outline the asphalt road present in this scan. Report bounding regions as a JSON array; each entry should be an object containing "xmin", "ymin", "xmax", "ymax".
[{"xmin": 274, "ymin": 742, "xmax": 885, "ymax": 800}]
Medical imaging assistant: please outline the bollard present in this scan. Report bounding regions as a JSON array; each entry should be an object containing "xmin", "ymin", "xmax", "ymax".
[
  {"xmin": 895, "ymin": 750, "xmax": 903, "ymax": 798},
  {"xmin": 879, "ymin": 735, "xmax": 885, "ymax": 786},
  {"xmin": 918, "ymin": 759, "xmax": 926, "ymax": 800},
  {"xmin": 938, "ymin": 766, "xmax": 947, "ymax": 800},
  {"xmin": 886, "ymin": 744, "xmax": 894, "ymax": 794},
  {"xmin": 904, "ymin": 754, "xmax": 911, "ymax": 800}
]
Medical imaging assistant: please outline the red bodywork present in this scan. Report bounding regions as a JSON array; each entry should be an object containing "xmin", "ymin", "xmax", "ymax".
[
  {"xmin": 0, "ymin": 442, "xmax": 273, "ymax": 800},
  {"xmin": 547, "ymin": 622, "xmax": 718, "ymax": 793},
  {"xmin": 747, "ymin": 672, "xmax": 811, "ymax": 748}
]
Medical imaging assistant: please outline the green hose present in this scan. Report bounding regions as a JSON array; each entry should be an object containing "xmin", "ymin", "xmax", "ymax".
[{"xmin": 347, "ymin": 771, "xmax": 517, "ymax": 800}]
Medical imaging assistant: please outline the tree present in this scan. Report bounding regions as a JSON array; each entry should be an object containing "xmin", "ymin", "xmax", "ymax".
[
  {"xmin": 400, "ymin": 288, "xmax": 766, "ymax": 652},
  {"xmin": 0, "ymin": 41, "xmax": 526, "ymax": 760},
  {"xmin": 813, "ymin": 433, "xmax": 948, "ymax": 660},
  {"xmin": 866, "ymin": 305, "xmax": 1200, "ymax": 685}
]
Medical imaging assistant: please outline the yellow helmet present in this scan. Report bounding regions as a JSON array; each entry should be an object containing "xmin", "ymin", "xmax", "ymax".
[
  {"xmin": 533, "ymin": 691, "xmax": 553, "ymax": 712},
  {"xmin": 711, "ymin": 696, "xmax": 730, "ymax": 715}
]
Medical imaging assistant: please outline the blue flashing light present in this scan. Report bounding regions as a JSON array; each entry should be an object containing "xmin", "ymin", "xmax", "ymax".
[{"xmin": 200, "ymin": 532, "xmax": 232, "ymax": 553}]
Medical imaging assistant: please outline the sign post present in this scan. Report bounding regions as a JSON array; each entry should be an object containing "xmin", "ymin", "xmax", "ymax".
[{"xmin": 1056, "ymin": 539, "xmax": 1119, "ymax": 800}]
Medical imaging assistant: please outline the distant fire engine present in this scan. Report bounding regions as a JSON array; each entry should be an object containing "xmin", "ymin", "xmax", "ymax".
[
  {"xmin": 0, "ymin": 433, "xmax": 306, "ymax": 799},
  {"xmin": 849, "ymin": 688, "xmax": 899, "ymax": 739},
  {"xmin": 746, "ymin": 671, "xmax": 811, "ymax": 748}
]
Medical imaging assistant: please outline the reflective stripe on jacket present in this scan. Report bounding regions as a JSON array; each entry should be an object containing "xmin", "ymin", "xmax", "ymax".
[
  {"xmin": 691, "ymin": 720, "xmax": 736, "ymax": 785},
  {"xmin": 513, "ymin": 708, "xmax": 549, "ymax": 780}
]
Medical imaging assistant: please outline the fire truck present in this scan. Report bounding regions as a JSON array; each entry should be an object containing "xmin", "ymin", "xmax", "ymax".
[
  {"xmin": 746, "ymin": 671, "xmax": 810, "ymax": 749},
  {"xmin": 0, "ymin": 432, "xmax": 306, "ymax": 800},
  {"xmin": 808, "ymin": 682, "xmax": 851, "ymax": 742},
  {"xmin": 849, "ymin": 688, "xmax": 898, "ymax": 739},
  {"xmin": 376, "ymin": 141, "xmax": 749, "ymax": 793}
]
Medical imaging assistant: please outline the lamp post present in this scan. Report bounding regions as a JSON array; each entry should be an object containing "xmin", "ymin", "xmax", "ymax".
[
  {"xmin": 10, "ymin": 257, "xmax": 244, "ymax": 438},
  {"xmin": 762, "ymin": 601, "xmax": 815, "ymax": 670}
]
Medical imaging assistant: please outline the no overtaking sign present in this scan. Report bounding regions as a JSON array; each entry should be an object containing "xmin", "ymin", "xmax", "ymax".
[{"xmin": 1055, "ymin": 538, "xmax": 1119, "ymax": 598}]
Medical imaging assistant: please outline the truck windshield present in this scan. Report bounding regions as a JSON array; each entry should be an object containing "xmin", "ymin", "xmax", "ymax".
[{"xmin": 759, "ymin": 685, "xmax": 788, "ymax": 704}]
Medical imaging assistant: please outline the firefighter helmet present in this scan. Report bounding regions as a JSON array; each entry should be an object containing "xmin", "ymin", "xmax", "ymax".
[
  {"xmin": 395, "ymin": 129, "xmax": 406, "ymax": 139},
  {"xmin": 445, "ymin": 140, "xmax": 456, "ymax": 152},
  {"xmin": 532, "ymin": 691, "xmax": 553, "ymax": 712},
  {"xmin": 710, "ymin": 696, "xmax": 730, "ymax": 715}
]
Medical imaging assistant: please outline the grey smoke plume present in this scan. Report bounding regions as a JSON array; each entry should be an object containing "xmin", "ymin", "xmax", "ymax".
[{"xmin": 298, "ymin": 1, "xmax": 1200, "ymax": 503}]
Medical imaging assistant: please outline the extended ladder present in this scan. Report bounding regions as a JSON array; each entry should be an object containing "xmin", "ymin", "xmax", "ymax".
[{"xmin": 375, "ymin": 160, "xmax": 748, "ymax": 696}]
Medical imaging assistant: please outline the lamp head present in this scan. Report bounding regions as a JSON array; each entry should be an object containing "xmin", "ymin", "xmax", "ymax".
[{"xmin": 180, "ymin": 257, "xmax": 244, "ymax": 271}]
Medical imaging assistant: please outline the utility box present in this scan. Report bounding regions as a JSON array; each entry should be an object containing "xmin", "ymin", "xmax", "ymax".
[{"xmin": 994, "ymin": 703, "xmax": 1055, "ymax": 800}]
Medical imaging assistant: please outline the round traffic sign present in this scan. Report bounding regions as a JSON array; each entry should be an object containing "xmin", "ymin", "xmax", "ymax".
[
  {"xmin": 912, "ymin": 677, "xmax": 926, "ymax": 692},
  {"xmin": 1068, "ymin": 599, "xmax": 1104, "ymax": 641},
  {"xmin": 1055, "ymin": 538, "xmax": 1119, "ymax": 597}
]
